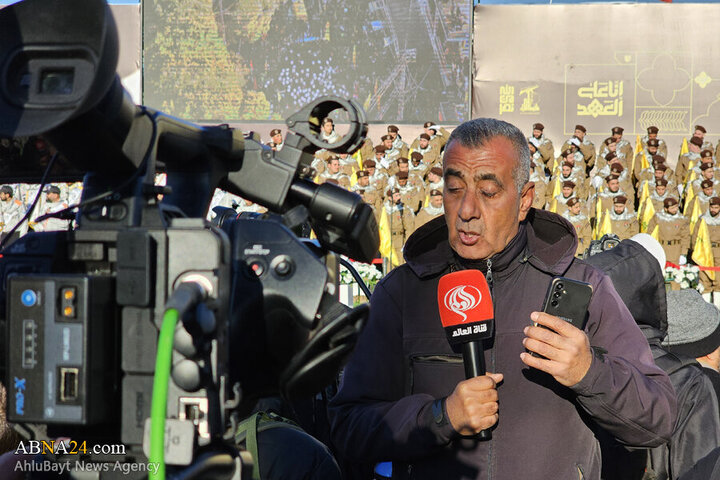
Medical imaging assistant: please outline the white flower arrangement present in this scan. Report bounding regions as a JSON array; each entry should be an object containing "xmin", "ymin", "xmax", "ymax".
[
  {"xmin": 664, "ymin": 265, "xmax": 703, "ymax": 292},
  {"xmin": 339, "ymin": 257, "xmax": 383, "ymax": 291}
]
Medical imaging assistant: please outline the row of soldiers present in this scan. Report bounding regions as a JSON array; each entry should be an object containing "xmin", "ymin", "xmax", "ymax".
[
  {"xmin": 525, "ymin": 122, "xmax": 720, "ymax": 297},
  {"xmin": 0, "ymin": 183, "xmax": 79, "ymax": 240}
]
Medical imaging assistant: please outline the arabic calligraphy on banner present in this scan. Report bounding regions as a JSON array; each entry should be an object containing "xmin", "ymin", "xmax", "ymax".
[
  {"xmin": 577, "ymin": 81, "xmax": 624, "ymax": 118},
  {"xmin": 499, "ymin": 84, "xmax": 515, "ymax": 115}
]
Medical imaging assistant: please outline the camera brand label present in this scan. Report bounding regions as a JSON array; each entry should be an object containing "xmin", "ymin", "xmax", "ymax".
[{"xmin": 244, "ymin": 244, "xmax": 270, "ymax": 256}]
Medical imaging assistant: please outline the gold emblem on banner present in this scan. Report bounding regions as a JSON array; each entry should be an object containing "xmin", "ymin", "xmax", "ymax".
[
  {"xmin": 519, "ymin": 85, "xmax": 540, "ymax": 113},
  {"xmin": 499, "ymin": 84, "xmax": 515, "ymax": 115}
]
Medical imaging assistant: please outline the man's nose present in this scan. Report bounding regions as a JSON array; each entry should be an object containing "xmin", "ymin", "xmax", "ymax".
[{"xmin": 457, "ymin": 191, "xmax": 480, "ymax": 221}]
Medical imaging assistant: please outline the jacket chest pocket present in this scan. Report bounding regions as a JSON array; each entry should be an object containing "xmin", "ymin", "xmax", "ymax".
[{"xmin": 409, "ymin": 354, "xmax": 464, "ymax": 398}]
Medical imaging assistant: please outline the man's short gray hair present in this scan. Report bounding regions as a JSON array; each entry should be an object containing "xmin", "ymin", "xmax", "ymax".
[{"xmin": 445, "ymin": 118, "xmax": 531, "ymax": 194}]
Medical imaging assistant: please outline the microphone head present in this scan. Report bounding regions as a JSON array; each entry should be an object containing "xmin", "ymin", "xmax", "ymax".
[{"xmin": 438, "ymin": 270, "xmax": 494, "ymax": 345}]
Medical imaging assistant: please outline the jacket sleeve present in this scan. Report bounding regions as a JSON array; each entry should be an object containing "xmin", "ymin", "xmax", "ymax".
[
  {"xmin": 328, "ymin": 279, "xmax": 457, "ymax": 463},
  {"xmin": 569, "ymin": 274, "xmax": 678, "ymax": 447}
]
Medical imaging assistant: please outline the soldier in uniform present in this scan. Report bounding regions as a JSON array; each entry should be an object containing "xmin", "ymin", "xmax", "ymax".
[
  {"xmin": 685, "ymin": 150, "xmax": 718, "ymax": 189},
  {"xmin": 411, "ymin": 133, "xmax": 440, "ymax": 167},
  {"xmin": 636, "ymin": 155, "xmax": 673, "ymax": 189},
  {"xmin": 364, "ymin": 160, "xmax": 388, "ymax": 195},
  {"xmin": 633, "ymin": 138, "xmax": 661, "ymax": 183},
  {"xmin": 596, "ymin": 137, "xmax": 629, "ymax": 172},
  {"xmin": 549, "ymin": 160, "xmax": 585, "ymax": 205},
  {"xmin": 638, "ymin": 178, "xmax": 673, "ymax": 232},
  {"xmin": 384, "ymin": 187, "xmax": 415, "ymax": 266},
  {"xmin": 692, "ymin": 125, "xmax": 713, "ymax": 152},
  {"xmin": 530, "ymin": 161, "xmax": 548, "ymax": 210},
  {"xmin": 320, "ymin": 117, "xmax": 342, "ymax": 144},
  {"xmin": 422, "ymin": 121, "xmax": 450, "ymax": 152},
  {"xmin": 381, "ymin": 134, "xmax": 404, "ymax": 163},
  {"xmin": 387, "ymin": 125, "xmax": 409, "ymax": 158},
  {"xmin": 30, "ymin": 185, "xmax": 69, "ymax": 232},
  {"xmin": 337, "ymin": 152, "xmax": 360, "ymax": 177},
  {"xmin": 686, "ymin": 179, "xmax": 717, "ymax": 218},
  {"xmin": 409, "ymin": 151, "xmax": 430, "ymax": 179},
  {"xmin": 267, "ymin": 128, "xmax": 284, "ymax": 151},
  {"xmin": 415, "ymin": 189, "xmax": 444, "ymax": 228},
  {"xmin": 611, "ymin": 126, "xmax": 633, "ymax": 161},
  {"xmin": 395, "ymin": 171, "xmax": 424, "ymax": 213},
  {"xmin": 561, "ymin": 125, "xmax": 595, "ymax": 172},
  {"xmin": 641, "ymin": 126, "xmax": 667, "ymax": 158},
  {"xmin": 528, "ymin": 122, "xmax": 554, "ymax": 169},
  {"xmin": 318, "ymin": 157, "xmax": 351, "ymax": 188},
  {"xmin": 562, "ymin": 197, "xmax": 592, "ymax": 256},
  {"xmin": 638, "ymin": 164, "xmax": 678, "ymax": 204},
  {"xmin": 691, "ymin": 197, "xmax": 720, "ymax": 303},
  {"xmin": 0, "ymin": 185, "xmax": 25, "ymax": 240},
  {"xmin": 373, "ymin": 145, "xmax": 398, "ymax": 177},
  {"xmin": 426, "ymin": 167, "xmax": 444, "ymax": 193},
  {"xmin": 687, "ymin": 163, "xmax": 720, "ymax": 199},
  {"xmin": 548, "ymin": 180, "xmax": 578, "ymax": 216},
  {"xmin": 595, "ymin": 153, "xmax": 632, "ymax": 197},
  {"xmin": 597, "ymin": 174, "xmax": 628, "ymax": 216},
  {"xmin": 605, "ymin": 195, "xmax": 639, "ymax": 241},
  {"xmin": 352, "ymin": 170, "xmax": 383, "ymax": 222},
  {"xmin": 676, "ymin": 135, "xmax": 703, "ymax": 188},
  {"xmin": 647, "ymin": 197, "xmax": 690, "ymax": 265}
]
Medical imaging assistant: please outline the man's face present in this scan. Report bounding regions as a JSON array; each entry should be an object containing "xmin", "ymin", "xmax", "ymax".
[
  {"xmin": 328, "ymin": 159, "xmax": 340, "ymax": 173},
  {"xmin": 398, "ymin": 163, "xmax": 409, "ymax": 173},
  {"xmin": 443, "ymin": 138, "xmax": 533, "ymax": 260},
  {"xmin": 383, "ymin": 138, "xmax": 393, "ymax": 149},
  {"xmin": 272, "ymin": 133, "xmax": 282, "ymax": 144},
  {"xmin": 419, "ymin": 138, "xmax": 429, "ymax": 149},
  {"xmin": 323, "ymin": 122, "xmax": 333, "ymax": 134},
  {"xmin": 561, "ymin": 165, "xmax": 571, "ymax": 177},
  {"xmin": 367, "ymin": 166, "xmax": 376, "ymax": 176},
  {"xmin": 47, "ymin": 192, "xmax": 59, "ymax": 202},
  {"xmin": 0, "ymin": 192, "xmax": 8, "ymax": 201},
  {"xmin": 532, "ymin": 129, "xmax": 542, "ymax": 139},
  {"xmin": 656, "ymin": 185, "xmax": 667, "ymax": 196},
  {"xmin": 612, "ymin": 133, "xmax": 622, "ymax": 142},
  {"xmin": 608, "ymin": 142, "xmax": 617, "ymax": 152},
  {"xmin": 703, "ymin": 186, "xmax": 714, "ymax": 197},
  {"xmin": 711, "ymin": 205, "xmax": 720, "ymax": 216},
  {"xmin": 667, "ymin": 204, "xmax": 679, "ymax": 215},
  {"xmin": 388, "ymin": 131, "xmax": 398, "ymax": 140},
  {"xmin": 570, "ymin": 203, "xmax": 581, "ymax": 215},
  {"xmin": 613, "ymin": 203, "xmax": 625, "ymax": 214},
  {"xmin": 562, "ymin": 187, "xmax": 573, "ymax": 198},
  {"xmin": 654, "ymin": 169, "xmax": 665, "ymax": 180},
  {"xmin": 704, "ymin": 169, "xmax": 715, "ymax": 180},
  {"xmin": 392, "ymin": 192, "xmax": 401, "ymax": 203},
  {"xmin": 574, "ymin": 129, "xmax": 585, "ymax": 141},
  {"xmin": 648, "ymin": 146, "xmax": 658, "ymax": 155},
  {"xmin": 608, "ymin": 179, "xmax": 620, "ymax": 192},
  {"xmin": 648, "ymin": 133, "xmax": 657, "ymax": 139},
  {"xmin": 695, "ymin": 129, "xmax": 705, "ymax": 139},
  {"xmin": 375, "ymin": 152, "xmax": 384, "ymax": 161},
  {"xmin": 358, "ymin": 176, "xmax": 369, "ymax": 187},
  {"xmin": 398, "ymin": 178, "xmax": 408, "ymax": 187},
  {"xmin": 430, "ymin": 194, "xmax": 443, "ymax": 208},
  {"xmin": 424, "ymin": 127, "xmax": 435, "ymax": 137},
  {"xmin": 428, "ymin": 172, "xmax": 440, "ymax": 183}
]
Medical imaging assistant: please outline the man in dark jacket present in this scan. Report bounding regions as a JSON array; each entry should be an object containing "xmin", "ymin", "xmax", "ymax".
[
  {"xmin": 328, "ymin": 118, "xmax": 677, "ymax": 480},
  {"xmin": 585, "ymin": 236, "xmax": 720, "ymax": 480}
]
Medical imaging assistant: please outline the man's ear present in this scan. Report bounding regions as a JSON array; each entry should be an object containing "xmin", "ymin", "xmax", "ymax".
[{"xmin": 518, "ymin": 182, "xmax": 534, "ymax": 222}]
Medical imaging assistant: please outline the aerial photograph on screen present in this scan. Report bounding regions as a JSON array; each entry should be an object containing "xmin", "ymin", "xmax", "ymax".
[{"xmin": 143, "ymin": 0, "xmax": 471, "ymax": 124}]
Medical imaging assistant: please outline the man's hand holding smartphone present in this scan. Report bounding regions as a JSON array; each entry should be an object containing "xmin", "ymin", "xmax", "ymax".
[{"xmin": 520, "ymin": 311, "xmax": 593, "ymax": 387}]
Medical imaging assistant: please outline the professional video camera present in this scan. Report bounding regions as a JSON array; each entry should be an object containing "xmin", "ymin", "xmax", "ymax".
[{"xmin": 0, "ymin": 0, "xmax": 379, "ymax": 478}]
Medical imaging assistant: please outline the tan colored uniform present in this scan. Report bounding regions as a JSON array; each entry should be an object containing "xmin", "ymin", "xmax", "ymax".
[
  {"xmin": 676, "ymin": 152, "xmax": 701, "ymax": 186},
  {"xmin": 531, "ymin": 179, "xmax": 547, "ymax": 210},
  {"xmin": 647, "ymin": 211, "xmax": 691, "ymax": 264},
  {"xmin": 561, "ymin": 139, "xmax": 596, "ymax": 170},
  {"xmin": 641, "ymin": 136, "xmax": 668, "ymax": 158},
  {"xmin": 415, "ymin": 205, "xmax": 444, "ymax": 229},
  {"xmin": 410, "ymin": 145, "xmax": 440, "ymax": 167},
  {"xmin": 533, "ymin": 135, "xmax": 555, "ymax": 168},
  {"xmin": 691, "ymin": 213, "xmax": 720, "ymax": 292},
  {"xmin": 607, "ymin": 210, "xmax": 639, "ymax": 241},
  {"xmin": 385, "ymin": 202, "xmax": 415, "ymax": 265},
  {"xmin": 562, "ymin": 211, "xmax": 592, "ymax": 256},
  {"xmin": 318, "ymin": 171, "xmax": 351, "ymax": 188},
  {"xmin": 616, "ymin": 139, "xmax": 633, "ymax": 162}
]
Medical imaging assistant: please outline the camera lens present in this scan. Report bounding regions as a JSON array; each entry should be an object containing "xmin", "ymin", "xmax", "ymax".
[
  {"xmin": 556, "ymin": 283, "xmax": 564, "ymax": 290},
  {"xmin": 551, "ymin": 300, "xmax": 558, "ymax": 307},
  {"xmin": 553, "ymin": 292, "xmax": 561, "ymax": 299}
]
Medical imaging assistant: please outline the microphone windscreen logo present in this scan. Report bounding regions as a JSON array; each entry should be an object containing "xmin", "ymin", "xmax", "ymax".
[{"xmin": 443, "ymin": 285, "xmax": 482, "ymax": 322}]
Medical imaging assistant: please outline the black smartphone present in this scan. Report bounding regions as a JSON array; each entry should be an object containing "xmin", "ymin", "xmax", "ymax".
[{"xmin": 538, "ymin": 277, "xmax": 593, "ymax": 330}]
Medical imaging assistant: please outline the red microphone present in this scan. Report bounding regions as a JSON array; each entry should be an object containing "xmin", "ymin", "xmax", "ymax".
[{"xmin": 438, "ymin": 270, "xmax": 495, "ymax": 440}]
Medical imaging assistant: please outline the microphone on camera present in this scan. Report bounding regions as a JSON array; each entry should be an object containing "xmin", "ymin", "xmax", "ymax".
[{"xmin": 437, "ymin": 269, "xmax": 495, "ymax": 440}]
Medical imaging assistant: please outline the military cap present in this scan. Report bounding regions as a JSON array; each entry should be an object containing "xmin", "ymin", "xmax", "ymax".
[
  {"xmin": 605, "ymin": 174, "xmax": 619, "ymax": 183},
  {"xmin": 702, "ymin": 179, "xmax": 714, "ymax": 189},
  {"xmin": 647, "ymin": 138, "xmax": 659, "ymax": 148},
  {"xmin": 690, "ymin": 136, "xmax": 703, "ymax": 148},
  {"xmin": 562, "ymin": 148, "xmax": 574, "ymax": 158},
  {"xmin": 701, "ymin": 163, "xmax": 714, "ymax": 171},
  {"xmin": 46, "ymin": 185, "xmax": 61, "ymax": 194},
  {"xmin": 605, "ymin": 151, "xmax": 617, "ymax": 161},
  {"xmin": 655, "ymin": 164, "xmax": 668, "ymax": 171},
  {"xmin": 429, "ymin": 189, "xmax": 442, "ymax": 197},
  {"xmin": 0, "ymin": 185, "xmax": 12, "ymax": 195},
  {"xmin": 652, "ymin": 154, "xmax": 666, "ymax": 164},
  {"xmin": 397, "ymin": 157, "xmax": 409, "ymax": 165},
  {"xmin": 664, "ymin": 197, "xmax": 679, "ymax": 208},
  {"xmin": 410, "ymin": 151, "xmax": 424, "ymax": 162},
  {"xmin": 429, "ymin": 167, "xmax": 443, "ymax": 177},
  {"xmin": 695, "ymin": 125, "xmax": 707, "ymax": 133},
  {"xmin": 364, "ymin": 160, "xmax": 376, "ymax": 168},
  {"xmin": 610, "ymin": 163, "xmax": 624, "ymax": 173},
  {"xmin": 562, "ymin": 161, "xmax": 574, "ymax": 169},
  {"xmin": 711, "ymin": 197, "xmax": 720, "ymax": 206},
  {"xmin": 647, "ymin": 126, "xmax": 659, "ymax": 134},
  {"xmin": 423, "ymin": 121, "xmax": 436, "ymax": 129},
  {"xmin": 575, "ymin": 125, "xmax": 587, "ymax": 133},
  {"xmin": 562, "ymin": 180, "xmax": 576, "ymax": 189},
  {"xmin": 613, "ymin": 195, "xmax": 628, "ymax": 205},
  {"xmin": 356, "ymin": 170, "xmax": 369, "ymax": 178},
  {"xmin": 702, "ymin": 149, "xmax": 713, "ymax": 158},
  {"xmin": 387, "ymin": 125, "xmax": 399, "ymax": 133},
  {"xmin": 604, "ymin": 137, "xmax": 616, "ymax": 145},
  {"xmin": 397, "ymin": 171, "xmax": 409, "ymax": 180},
  {"xmin": 381, "ymin": 134, "xmax": 392, "ymax": 142},
  {"xmin": 656, "ymin": 178, "xmax": 669, "ymax": 187},
  {"xmin": 533, "ymin": 123, "xmax": 545, "ymax": 131},
  {"xmin": 566, "ymin": 197, "xmax": 580, "ymax": 207},
  {"xmin": 374, "ymin": 145, "xmax": 387, "ymax": 154},
  {"xmin": 270, "ymin": 128, "xmax": 281, "ymax": 137},
  {"xmin": 612, "ymin": 126, "xmax": 624, "ymax": 135},
  {"xmin": 419, "ymin": 133, "xmax": 431, "ymax": 141}
]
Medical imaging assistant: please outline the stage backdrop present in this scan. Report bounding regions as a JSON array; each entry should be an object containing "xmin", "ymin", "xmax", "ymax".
[
  {"xmin": 472, "ymin": 3, "xmax": 720, "ymax": 162},
  {"xmin": 143, "ymin": 0, "xmax": 472, "ymax": 124}
]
